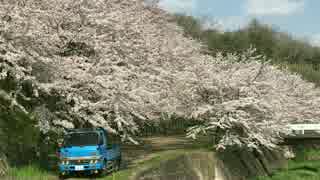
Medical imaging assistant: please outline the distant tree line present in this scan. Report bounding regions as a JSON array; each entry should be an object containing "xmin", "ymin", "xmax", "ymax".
[{"xmin": 174, "ymin": 15, "xmax": 320, "ymax": 85}]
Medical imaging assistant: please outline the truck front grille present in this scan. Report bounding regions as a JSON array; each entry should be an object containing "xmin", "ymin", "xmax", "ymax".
[{"xmin": 69, "ymin": 159, "xmax": 91, "ymax": 165}]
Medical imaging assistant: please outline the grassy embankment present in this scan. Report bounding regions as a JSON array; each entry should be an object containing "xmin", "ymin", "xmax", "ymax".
[{"xmin": 255, "ymin": 148, "xmax": 320, "ymax": 180}]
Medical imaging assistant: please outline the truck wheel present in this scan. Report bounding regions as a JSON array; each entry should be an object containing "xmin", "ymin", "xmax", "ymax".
[
  {"xmin": 106, "ymin": 160, "xmax": 114, "ymax": 174},
  {"xmin": 114, "ymin": 160, "xmax": 120, "ymax": 172},
  {"xmin": 102, "ymin": 160, "xmax": 108, "ymax": 175},
  {"xmin": 119, "ymin": 155, "xmax": 122, "ymax": 165}
]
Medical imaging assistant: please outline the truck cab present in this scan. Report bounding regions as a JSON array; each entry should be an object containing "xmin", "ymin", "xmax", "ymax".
[{"xmin": 57, "ymin": 127, "xmax": 121, "ymax": 177}]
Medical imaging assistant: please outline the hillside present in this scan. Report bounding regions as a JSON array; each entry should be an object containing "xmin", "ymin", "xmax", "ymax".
[
  {"xmin": 174, "ymin": 15, "xmax": 320, "ymax": 85},
  {"xmin": 1, "ymin": 0, "xmax": 320, "ymax": 170}
]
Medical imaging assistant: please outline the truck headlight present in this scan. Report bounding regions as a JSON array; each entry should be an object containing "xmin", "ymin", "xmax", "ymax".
[
  {"xmin": 61, "ymin": 160, "xmax": 69, "ymax": 165},
  {"xmin": 90, "ymin": 159, "xmax": 99, "ymax": 164}
]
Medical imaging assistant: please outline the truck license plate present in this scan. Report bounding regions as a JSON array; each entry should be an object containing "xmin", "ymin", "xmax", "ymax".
[{"xmin": 75, "ymin": 165, "xmax": 84, "ymax": 171}]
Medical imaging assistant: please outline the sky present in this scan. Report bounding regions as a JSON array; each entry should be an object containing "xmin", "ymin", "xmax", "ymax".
[{"xmin": 157, "ymin": 0, "xmax": 320, "ymax": 46}]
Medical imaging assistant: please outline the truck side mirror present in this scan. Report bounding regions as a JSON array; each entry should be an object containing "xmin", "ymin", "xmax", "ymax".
[
  {"xmin": 106, "ymin": 143, "xmax": 113, "ymax": 149},
  {"xmin": 98, "ymin": 138, "xmax": 103, "ymax": 145}
]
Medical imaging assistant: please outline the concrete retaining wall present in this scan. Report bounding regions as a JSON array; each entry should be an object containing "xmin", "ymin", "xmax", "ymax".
[
  {"xmin": 0, "ymin": 154, "xmax": 9, "ymax": 177},
  {"xmin": 135, "ymin": 148, "xmax": 287, "ymax": 180},
  {"xmin": 217, "ymin": 148, "xmax": 287, "ymax": 180}
]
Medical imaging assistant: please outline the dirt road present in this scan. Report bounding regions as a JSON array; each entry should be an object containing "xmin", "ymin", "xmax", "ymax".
[{"xmin": 62, "ymin": 135, "xmax": 212, "ymax": 180}]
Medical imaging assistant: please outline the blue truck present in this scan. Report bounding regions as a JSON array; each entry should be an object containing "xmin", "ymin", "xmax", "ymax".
[{"xmin": 57, "ymin": 127, "xmax": 121, "ymax": 178}]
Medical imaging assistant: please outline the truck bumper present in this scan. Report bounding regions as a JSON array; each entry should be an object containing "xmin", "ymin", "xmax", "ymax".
[{"xmin": 59, "ymin": 163, "xmax": 104, "ymax": 173}]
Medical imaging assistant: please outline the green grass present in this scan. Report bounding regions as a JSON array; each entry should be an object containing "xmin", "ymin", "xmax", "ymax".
[
  {"xmin": 287, "ymin": 63, "xmax": 320, "ymax": 86},
  {"xmin": 5, "ymin": 165, "xmax": 56, "ymax": 180},
  {"xmin": 254, "ymin": 149, "xmax": 320, "ymax": 180},
  {"xmin": 102, "ymin": 169, "xmax": 132, "ymax": 180}
]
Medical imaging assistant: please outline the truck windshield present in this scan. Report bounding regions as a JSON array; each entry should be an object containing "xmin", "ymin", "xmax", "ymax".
[{"xmin": 64, "ymin": 132, "xmax": 100, "ymax": 147}]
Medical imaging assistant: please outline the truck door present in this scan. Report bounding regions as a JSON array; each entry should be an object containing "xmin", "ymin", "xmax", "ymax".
[
  {"xmin": 106, "ymin": 133, "xmax": 121, "ymax": 160},
  {"xmin": 106, "ymin": 135, "xmax": 115, "ymax": 160},
  {"xmin": 99, "ymin": 132, "xmax": 107, "ymax": 158}
]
